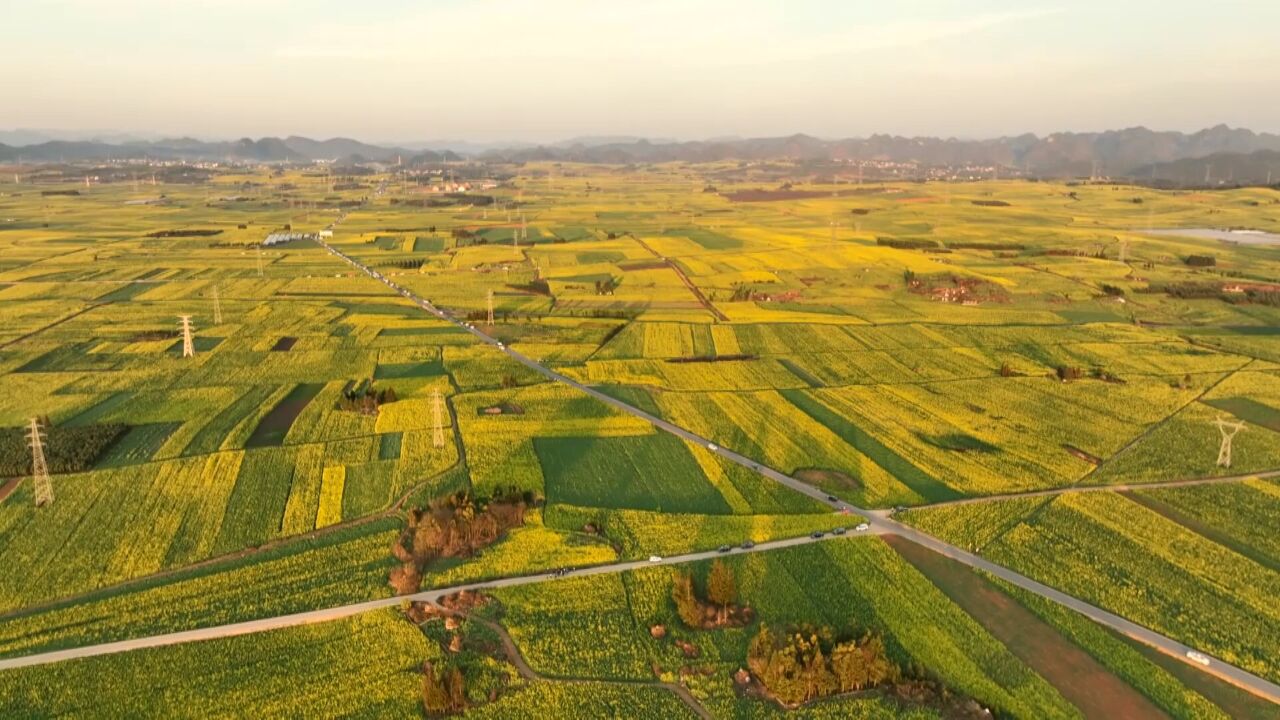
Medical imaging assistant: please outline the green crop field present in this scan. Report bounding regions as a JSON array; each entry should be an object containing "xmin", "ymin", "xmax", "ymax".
[{"xmin": 1, "ymin": 162, "xmax": 1279, "ymax": 717}]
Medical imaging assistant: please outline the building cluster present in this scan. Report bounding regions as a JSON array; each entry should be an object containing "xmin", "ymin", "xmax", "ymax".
[{"xmin": 263, "ymin": 231, "xmax": 319, "ymax": 246}]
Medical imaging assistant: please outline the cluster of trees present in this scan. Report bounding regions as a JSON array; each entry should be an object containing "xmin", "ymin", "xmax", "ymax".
[
  {"xmin": 946, "ymin": 241, "xmax": 1025, "ymax": 251},
  {"xmin": 421, "ymin": 661, "xmax": 468, "ymax": 716},
  {"xmin": 671, "ymin": 560, "xmax": 748, "ymax": 628},
  {"xmin": 746, "ymin": 624, "xmax": 899, "ymax": 707},
  {"xmin": 877, "ymin": 237, "xmax": 938, "ymax": 250},
  {"xmin": 1100, "ymin": 283, "xmax": 1126, "ymax": 296},
  {"xmin": 593, "ymin": 278, "xmax": 618, "ymax": 295},
  {"xmin": 390, "ymin": 490, "xmax": 530, "ymax": 594},
  {"xmin": 729, "ymin": 283, "xmax": 756, "ymax": 301},
  {"xmin": 1185, "ymin": 254, "xmax": 1217, "ymax": 267},
  {"xmin": 0, "ymin": 421, "xmax": 128, "ymax": 476},
  {"xmin": 1158, "ymin": 281, "xmax": 1280, "ymax": 306},
  {"xmin": 384, "ymin": 259, "xmax": 426, "ymax": 269},
  {"xmin": 337, "ymin": 380, "xmax": 397, "ymax": 415}
]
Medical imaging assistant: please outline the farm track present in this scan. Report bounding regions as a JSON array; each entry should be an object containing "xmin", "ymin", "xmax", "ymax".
[
  {"xmin": 890, "ymin": 467, "xmax": 1280, "ymax": 512},
  {"xmin": 431, "ymin": 604, "xmax": 714, "ymax": 720},
  {"xmin": 0, "ymin": 451, "xmax": 465, "ymax": 625},
  {"xmin": 0, "ymin": 301, "xmax": 107, "ymax": 349},
  {"xmin": 631, "ymin": 235, "xmax": 728, "ymax": 322}
]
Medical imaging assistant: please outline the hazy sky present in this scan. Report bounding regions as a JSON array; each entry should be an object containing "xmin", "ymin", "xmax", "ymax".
[{"xmin": 3, "ymin": 0, "xmax": 1276, "ymax": 143}]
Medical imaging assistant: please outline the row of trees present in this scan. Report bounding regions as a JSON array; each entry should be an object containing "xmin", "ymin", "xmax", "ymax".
[
  {"xmin": 0, "ymin": 421, "xmax": 128, "ymax": 477},
  {"xmin": 746, "ymin": 624, "xmax": 899, "ymax": 707}
]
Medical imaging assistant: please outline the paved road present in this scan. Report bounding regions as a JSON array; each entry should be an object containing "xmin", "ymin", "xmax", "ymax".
[
  {"xmin": 308, "ymin": 237, "xmax": 1280, "ymax": 705},
  {"xmin": 0, "ymin": 530, "xmax": 878, "ymax": 672}
]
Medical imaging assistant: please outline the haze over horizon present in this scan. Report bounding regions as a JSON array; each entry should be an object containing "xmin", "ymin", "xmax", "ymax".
[{"xmin": 4, "ymin": 0, "xmax": 1277, "ymax": 143}]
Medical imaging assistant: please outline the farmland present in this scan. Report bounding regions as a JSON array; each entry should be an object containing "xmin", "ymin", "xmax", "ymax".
[{"xmin": 0, "ymin": 163, "xmax": 1279, "ymax": 716}]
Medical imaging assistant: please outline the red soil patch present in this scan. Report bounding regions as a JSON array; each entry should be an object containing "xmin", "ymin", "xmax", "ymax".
[
  {"xmin": 887, "ymin": 535, "xmax": 1169, "ymax": 720},
  {"xmin": 0, "ymin": 477, "xmax": 19, "ymax": 504}
]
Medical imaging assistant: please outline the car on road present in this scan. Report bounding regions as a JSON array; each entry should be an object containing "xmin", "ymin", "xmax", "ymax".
[
  {"xmin": 741, "ymin": 540, "xmax": 755, "ymax": 550},
  {"xmin": 832, "ymin": 527, "xmax": 846, "ymax": 535},
  {"xmin": 1186, "ymin": 651, "xmax": 1211, "ymax": 666},
  {"xmin": 496, "ymin": 342, "xmax": 504, "ymax": 348},
  {"xmin": 810, "ymin": 531, "xmax": 825, "ymax": 539},
  {"xmin": 707, "ymin": 442, "xmax": 718, "ymax": 451},
  {"xmin": 855, "ymin": 523, "xmax": 870, "ymax": 532},
  {"xmin": 648, "ymin": 555, "xmax": 663, "ymax": 563},
  {"xmin": 717, "ymin": 545, "xmax": 732, "ymax": 553},
  {"xmin": 826, "ymin": 495, "xmax": 838, "ymax": 502}
]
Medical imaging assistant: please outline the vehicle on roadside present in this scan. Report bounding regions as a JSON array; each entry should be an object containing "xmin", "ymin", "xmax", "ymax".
[
  {"xmin": 832, "ymin": 527, "xmax": 846, "ymax": 535},
  {"xmin": 707, "ymin": 442, "xmax": 718, "ymax": 451},
  {"xmin": 826, "ymin": 495, "xmax": 838, "ymax": 502},
  {"xmin": 741, "ymin": 540, "xmax": 755, "ymax": 550},
  {"xmin": 810, "ymin": 531, "xmax": 824, "ymax": 539},
  {"xmin": 1186, "ymin": 651, "xmax": 1211, "ymax": 666},
  {"xmin": 648, "ymin": 555, "xmax": 663, "ymax": 563},
  {"xmin": 717, "ymin": 545, "xmax": 732, "ymax": 553},
  {"xmin": 855, "ymin": 523, "xmax": 870, "ymax": 532}
]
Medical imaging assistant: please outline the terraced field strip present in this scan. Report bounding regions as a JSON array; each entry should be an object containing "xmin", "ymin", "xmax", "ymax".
[{"xmin": 631, "ymin": 235, "xmax": 727, "ymax": 321}]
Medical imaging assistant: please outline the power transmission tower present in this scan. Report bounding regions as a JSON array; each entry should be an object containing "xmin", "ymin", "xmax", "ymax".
[
  {"xmin": 1214, "ymin": 416, "xmax": 1245, "ymax": 468},
  {"xmin": 179, "ymin": 315, "xmax": 196, "ymax": 358},
  {"xmin": 256, "ymin": 247, "xmax": 264, "ymax": 277},
  {"xmin": 1118, "ymin": 237, "xmax": 1129, "ymax": 263},
  {"xmin": 28, "ymin": 417, "xmax": 53, "ymax": 507},
  {"xmin": 431, "ymin": 388, "xmax": 446, "ymax": 449},
  {"xmin": 212, "ymin": 284, "xmax": 223, "ymax": 325},
  {"xmin": 486, "ymin": 288, "xmax": 495, "ymax": 326}
]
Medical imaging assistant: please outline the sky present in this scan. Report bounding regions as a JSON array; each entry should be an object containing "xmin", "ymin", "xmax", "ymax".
[{"xmin": 2, "ymin": 0, "xmax": 1277, "ymax": 144}]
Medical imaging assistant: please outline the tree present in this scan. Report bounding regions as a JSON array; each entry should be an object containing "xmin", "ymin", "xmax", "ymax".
[
  {"xmin": 422, "ymin": 663, "xmax": 450, "ymax": 714},
  {"xmin": 672, "ymin": 572, "xmax": 702, "ymax": 627},
  {"xmin": 706, "ymin": 559, "xmax": 737, "ymax": 623},
  {"xmin": 445, "ymin": 666, "xmax": 468, "ymax": 711}
]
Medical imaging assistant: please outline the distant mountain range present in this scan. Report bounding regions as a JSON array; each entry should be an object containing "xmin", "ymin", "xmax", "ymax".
[{"xmin": 2, "ymin": 125, "xmax": 1279, "ymax": 181}]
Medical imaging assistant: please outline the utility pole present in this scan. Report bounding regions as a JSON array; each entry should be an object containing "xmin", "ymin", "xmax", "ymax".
[
  {"xmin": 29, "ymin": 417, "xmax": 53, "ymax": 507},
  {"xmin": 486, "ymin": 288, "xmax": 495, "ymax": 326},
  {"xmin": 1214, "ymin": 416, "xmax": 1245, "ymax": 468},
  {"xmin": 179, "ymin": 315, "xmax": 196, "ymax": 358},
  {"xmin": 256, "ymin": 247, "xmax": 264, "ymax": 277},
  {"xmin": 431, "ymin": 388, "xmax": 446, "ymax": 449},
  {"xmin": 212, "ymin": 284, "xmax": 223, "ymax": 325},
  {"xmin": 1118, "ymin": 237, "xmax": 1129, "ymax": 263}
]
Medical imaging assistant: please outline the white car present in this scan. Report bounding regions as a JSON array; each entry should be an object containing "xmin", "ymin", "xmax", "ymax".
[
  {"xmin": 855, "ymin": 523, "xmax": 870, "ymax": 532},
  {"xmin": 707, "ymin": 443, "xmax": 718, "ymax": 451},
  {"xmin": 648, "ymin": 555, "xmax": 663, "ymax": 563},
  {"xmin": 1186, "ymin": 651, "xmax": 1211, "ymax": 667}
]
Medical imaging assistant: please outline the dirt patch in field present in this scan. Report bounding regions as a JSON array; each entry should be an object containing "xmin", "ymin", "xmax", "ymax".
[
  {"xmin": 245, "ymin": 383, "xmax": 324, "ymax": 448},
  {"xmin": 271, "ymin": 336, "xmax": 298, "ymax": 352},
  {"xmin": 887, "ymin": 535, "xmax": 1169, "ymax": 720},
  {"xmin": 1062, "ymin": 444, "xmax": 1101, "ymax": 464},
  {"xmin": 794, "ymin": 468, "xmax": 861, "ymax": 490},
  {"xmin": 0, "ymin": 477, "xmax": 19, "ymax": 504}
]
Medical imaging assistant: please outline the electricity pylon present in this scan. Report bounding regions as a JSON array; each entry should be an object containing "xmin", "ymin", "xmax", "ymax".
[
  {"xmin": 486, "ymin": 289, "xmax": 495, "ymax": 326},
  {"xmin": 1118, "ymin": 237, "xmax": 1129, "ymax": 263},
  {"xmin": 179, "ymin": 315, "xmax": 195, "ymax": 358},
  {"xmin": 1214, "ymin": 416, "xmax": 1245, "ymax": 468},
  {"xmin": 431, "ymin": 388, "xmax": 446, "ymax": 449},
  {"xmin": 212, "ymin": 284, "xmax": 223, "ymax": 325},
  {"xmin": 256, "ymin": 247, "xmax": 264, "ymax": 277},
  {"xmin": 28, "ymin": 417, "xmax": 53, "ymax": 507}
]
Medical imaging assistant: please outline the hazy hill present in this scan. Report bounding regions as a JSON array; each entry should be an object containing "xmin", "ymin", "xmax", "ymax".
[
  {"xmin": 3, "ymin": 125, "xmax": 1280, "ymax": 180},
  {"xmin": 1131, "ymin": 149, "xmax": 1280, "ymax": 187}
]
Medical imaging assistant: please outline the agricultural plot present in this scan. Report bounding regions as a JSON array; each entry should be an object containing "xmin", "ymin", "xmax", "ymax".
[
  {"xmin": 901, "ymin": 491, "xmax": 1280, "ymax": 684},
  {"xmin": 3, "ymin": 166, "xmax": 1280, "ymax": 716}
]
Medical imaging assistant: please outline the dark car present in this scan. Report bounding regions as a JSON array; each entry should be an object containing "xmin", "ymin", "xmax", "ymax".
[
  {"xmin": 741, "ymin": 540, "xmax": 756, "ymax": 550},
  {"xmin": 810, "ymin": 531, "xmax": 825, "ymax": 539},
  {"xmin": 826, "ymin": 495, "xmax": 839, "ymax": 502},
  {"xmin": 833, "ymin": 527, "xmax": 847, "ymax": 536},
  {"xmin": 717, "ymin": 545, "xmax": 732, "ymax": 553}
]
